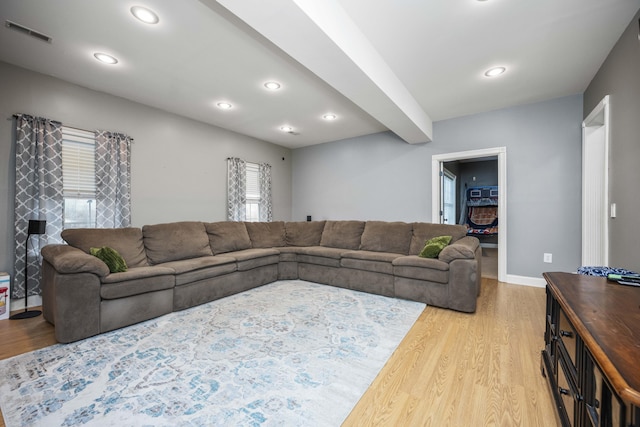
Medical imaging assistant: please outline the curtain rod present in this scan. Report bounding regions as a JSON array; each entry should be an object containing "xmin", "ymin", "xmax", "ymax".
[{"xmin": 11, "ymin": 114, "xmax": 134, "ymax": 142}]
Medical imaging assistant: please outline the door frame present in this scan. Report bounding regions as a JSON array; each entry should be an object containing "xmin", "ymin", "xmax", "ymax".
[
  {"xmin": 582, "ymin": 95, "xmax": 610, "ymax": 266},
  {"xmin": 432, "ymin": 147, "xmax": 507, "ymax": 283}
]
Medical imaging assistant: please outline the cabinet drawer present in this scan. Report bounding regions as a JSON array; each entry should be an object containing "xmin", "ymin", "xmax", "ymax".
[
  {"xmin": 586, "ymin": 354, "xmax": 626, "ymax": 427},
  {"xmin": 559, "ymin": 309, "xmax": 577, "ymax": 368},
  {"xmin": 558, "ymin": 355, "xmax": 578, "ymax": 427},
  {"xmin": 586, "ymin": 361, "xmax": 603, "ymax": 426}
]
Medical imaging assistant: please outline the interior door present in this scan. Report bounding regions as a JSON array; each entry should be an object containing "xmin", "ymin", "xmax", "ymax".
[{"xmin": 442, "ymin": 169, "xmax": 456, "ymax": 224}]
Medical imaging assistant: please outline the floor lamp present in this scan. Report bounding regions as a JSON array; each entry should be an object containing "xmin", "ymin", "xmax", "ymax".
[{"xmin": 10, "ymin": 219, "xmax": 46, "ymax": 320}]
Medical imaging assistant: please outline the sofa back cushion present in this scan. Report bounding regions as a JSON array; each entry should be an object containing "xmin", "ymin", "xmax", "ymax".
[
  {"xmin": 142, "ymin": 221, "xmax": 213, "ymax": 264},
  {"xmin": 204, "ymin": 221, "xmax": 252, "ymax": 254},
  {"xmin": 360, "ymin": 221, "xmax": 412, "ymax": 254},
  {"xmin": 409, "ymin": 222, "xmax": 468, "ymax": 255},
  {"xmin": 61, "ymin": 227, "xmax": 148, "ymax": 268},
  {"xmin": 245, "ymin": 221, "xmax": 286, "ymax": 248},
  {"xmin": 320, "ymin": 220, "xmax": 366, "ymax": 250},
  {"xmin": 285, "ymin": 221, "xmax": 326, "ymax": 246}
]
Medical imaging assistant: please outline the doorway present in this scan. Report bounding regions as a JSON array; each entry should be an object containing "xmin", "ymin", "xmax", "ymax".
[{"xmin": 432, "ymin": 147, "xmax": 507, "ymax": 283}]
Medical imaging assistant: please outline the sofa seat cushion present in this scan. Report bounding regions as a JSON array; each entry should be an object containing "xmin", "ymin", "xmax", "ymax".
[
  {"xmin": 342, "ymin": 250, "xmax": 403, "ymax": 263},
  {"xmin": 294, "ymin": 246, "xmax": 344, "ymax": 259},
  {"xmin": 393, "ymin": 255, "xmax": 450, "ymax": 284},
  {"xmin": 143, "ymin": 221, "xmax": 213, "ymax": 264},
  {"xmin": 157, "ymin": 256, "xmax": 237, "ymax": 286},
  {"xmin": 224, "ymin": 248, "xmax": 280, "ymax": 271},
  {"xmin": 320, "ymin": 221, "xmax": 365, "ymax": 250},
  {"xmin": 100, "ymin": 266, "xmax": 175, "ymax": 299},
  {"xmin": 204, "ymin": 221, "xmax": 252, "ymax": 255},
  {"xmin": 245, "ymin": 221, "xmax": 286, "ymax": 248},
  {"xmin": 294, "ymin": 246, "xmax": 344, "ymax": 268},
  {"xmin": 276, "ymin": 247, "xmax": 299, "ymax": 262},
  {"xmin": 359, "ymin": 221, "xmax": 412, "ymax": 255},
  {"xmin": 285, "ymin": 221, "xmax": 326, "ymax": 246},
  {"xmin": 340, "ymin": 250, "xmax": 402, "ymax": 275},
  {"xmin": 61, "ymin": 227, "xmax": 148, "ymax": 268}
]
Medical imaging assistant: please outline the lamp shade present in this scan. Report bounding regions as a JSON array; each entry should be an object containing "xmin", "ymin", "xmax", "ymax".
[{"xmin": 27, "ymin": 220, "xmax": 46, "ymax": 235}]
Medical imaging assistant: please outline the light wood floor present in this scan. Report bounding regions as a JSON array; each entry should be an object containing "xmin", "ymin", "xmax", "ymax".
[{"xmin": 0, "ymin": 278, "xmax": 559, "ymax": 427}]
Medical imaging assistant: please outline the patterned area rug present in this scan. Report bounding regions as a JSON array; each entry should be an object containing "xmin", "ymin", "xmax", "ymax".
[{"xmin": 0, "ymin": 280, "xmax": 425, "ymax": 426}]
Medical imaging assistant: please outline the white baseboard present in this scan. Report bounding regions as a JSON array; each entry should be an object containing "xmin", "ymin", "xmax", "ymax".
[
  {"xmin": 503, "ymin": 274, "xmax": 546, "ymax": 288},
  {"xmin": 10, "ymin": 296, "xmax": 43, "ymax": 312}
]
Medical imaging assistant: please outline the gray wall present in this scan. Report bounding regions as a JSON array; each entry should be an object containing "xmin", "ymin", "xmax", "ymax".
[
  {"xmin": 584, "ymin": 10, "xmax": 640, "ymax": 272},
  {"xmin": 293, "ymin": 94, "xmax": 583, "ymax": 278},
  {"xmin": 0, "ymin": 61, "xmax": 292, "ymax": 278}
]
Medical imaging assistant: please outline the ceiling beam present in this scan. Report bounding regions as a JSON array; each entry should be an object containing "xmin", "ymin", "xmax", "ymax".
[{"xmin": 203, "ymin": 0, "xmax": 432, "ymax": 144}]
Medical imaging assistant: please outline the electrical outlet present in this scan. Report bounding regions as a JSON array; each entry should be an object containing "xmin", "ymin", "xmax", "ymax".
[{"xmin": 544, "ymin": 253, "xmax": 553, "ymax": 263}]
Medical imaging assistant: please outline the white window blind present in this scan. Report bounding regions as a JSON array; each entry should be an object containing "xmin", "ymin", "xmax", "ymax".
[
  {"xmin": 62, "ymin": 127, "xmax": 96, "ymax": 198},
  {"xmin": 246, "ymin": 163, "xmax": 260, "ymax": 200},
  {"xmin": 246, "ymin": 162, "xmax": 260, "ymax": 222},
  {"xmin": 62, "ymin": 127, "xmax": 97, "ymax": 229}
]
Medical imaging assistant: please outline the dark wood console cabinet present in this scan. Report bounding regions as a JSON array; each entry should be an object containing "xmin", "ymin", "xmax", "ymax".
[{"xmin": 541, "ymin": 272, "xmax": 640, "ymax": 427}]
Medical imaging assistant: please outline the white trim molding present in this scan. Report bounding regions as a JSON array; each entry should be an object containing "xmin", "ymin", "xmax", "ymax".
[
  {"xmin": 504, "ymin": 274, "xmax": 547, "ymax": 288},
  {"xmin": 432, "ymin": 147, "xmax": 507, "ymax": 282}
]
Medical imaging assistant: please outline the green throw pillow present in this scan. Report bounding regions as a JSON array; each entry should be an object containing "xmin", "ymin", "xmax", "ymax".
[
  {"xmin": 418, "ymin": 235, "xmax": 452, "ymax": 258},
  {"xmin": 90, "ymin": 246, "xmax": 128, "ymax": 273}
]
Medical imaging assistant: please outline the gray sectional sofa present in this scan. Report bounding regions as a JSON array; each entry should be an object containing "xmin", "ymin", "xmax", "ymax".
[{"xmin": 40, "ymin": 220, "xmax": 482, "ymax": 343}]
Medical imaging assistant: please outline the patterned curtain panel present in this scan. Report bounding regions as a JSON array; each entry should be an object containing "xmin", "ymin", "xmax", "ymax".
[
  {"xmin": 13, "ymin": 114, "xmax": 64, "ymax": 300},
  {"xmin": 94, "ymin": 131, "xmax": 132, "ymax": 228},
  {"xmin": 227, "ymin": 157, "xmax": 246, "ymax": 221},
  {"xmin": 259, "ymin": 162, "xmax": 273, "ymax": 222}
]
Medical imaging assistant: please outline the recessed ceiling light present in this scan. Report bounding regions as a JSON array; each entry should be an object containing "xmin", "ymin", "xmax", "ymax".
[
  {"xmin": 94, "ymin": 53, "xmax": 118, "ymax": 64},
  {"xmin": 216, "ymin": 102, "xmax": 233, "ymax": 110},
  {"xmin": 131, "ymin": 6, "xmax": 159, "ymax": 24},
  {"xmin": 264, "ymin": 81, "xmax": 281, "ymax": 90},
  {"xmin": 280, "ymin": 126, "xmax": 293, "ymax": 132},
  {"xmin": 322, "ymin": 113, "xmax": 337, "ymax": 121},
  {"xmin": 484, "ymin": 66, "xmax": 506, "ymax": 77}
]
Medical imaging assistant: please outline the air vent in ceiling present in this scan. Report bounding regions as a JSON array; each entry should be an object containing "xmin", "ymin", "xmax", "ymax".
[{"xmin": 5, "ymin": 20, "xmax": 52, "ymax": 43}]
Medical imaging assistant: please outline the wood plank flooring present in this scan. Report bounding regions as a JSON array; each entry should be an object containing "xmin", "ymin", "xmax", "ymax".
[{"xmin": 0, "ymin": 278, "xmax": 559, "ymax": 427}]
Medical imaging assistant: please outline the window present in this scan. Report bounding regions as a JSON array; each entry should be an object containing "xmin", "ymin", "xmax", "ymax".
[
  {"xmin": 61, "ymin": 127, "xmax": 96, "ymax": 228},
  {"xmin": 245, "ymin": 162, "xmax": 260, "ymax": 222}
]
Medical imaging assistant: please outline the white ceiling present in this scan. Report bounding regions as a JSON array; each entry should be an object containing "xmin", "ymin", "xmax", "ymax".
[{"xmin": 0, "ymin": 0, "xmax": 638, "ymax": 149}]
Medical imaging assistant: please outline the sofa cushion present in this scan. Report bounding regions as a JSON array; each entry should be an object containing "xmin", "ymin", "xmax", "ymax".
[
  {"xmin": 61, "ymin": 227, "xmax": 148, "ymax": 268},
  {"xmin": 285, "ymin": 221, "xmax": 326, "ymax": 246},
  {"xmin": 100, "ymin": 266, "xmax": 175, "ymax": 299},
  {"xmin": 204, "ymin": 221, "xmax": 252, "ymax": 254},
  {"xmin": 276, "ymin": 246, "xmax": 299, "ymax": 262},
  {"xmin": 360, "ymin": 221, "xmax": 412, "ymax": 255},
  {"xmin": 393, "ymin": 255, "xmax": 450, "ymax": 283},
  {"xmin": 245, "ymin": 221, "xmax": 286, "ymax": 248},
  {"xmin": 320, "ymin": 220, "xmax": 365, "ymax": 250},
  {"xmin": 341, "ymin": 250, "xmax": 403, "ymax": 275},
  {"xmin": 156, "ymin": 255, "xmax": 236, "ymax": 275},
  {"xmin": 157, "ymin": 256, "xmax": 237, "ymax": 286},
  {"xmin": 142, "ymin": 221, "xmax": 213, "ymax": 264},
  {"xmin": 222, "ymin": 248, "xmax": 280, "ymax": 271},
  {"xmin": 409, "ymin": 223, "xmax": 467, "ymax": 255}
]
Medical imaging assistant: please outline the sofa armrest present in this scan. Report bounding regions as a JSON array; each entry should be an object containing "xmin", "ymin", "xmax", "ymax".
[
  {"xmin": 41, "ymin": 259, "xmax": 102, "ymax": 343},
  {"xmin": 41, "ymin": 244, "xmax": 110, "ymax": 277},
  {"xmin": 444, "ymin": 237, "xmax": 481, "ymax": 312},
  {"xmin": 438, "ymin": 236, "xmax": 480, "ymax": 263}
]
